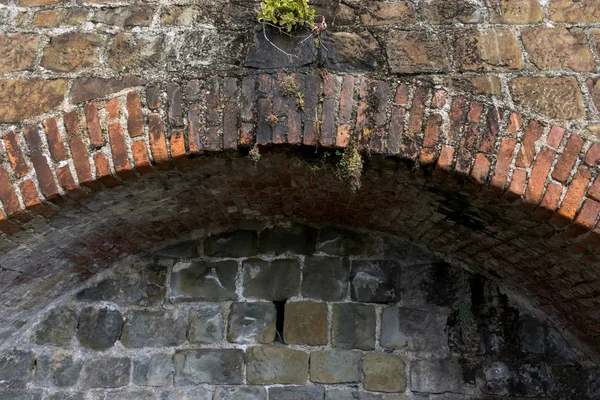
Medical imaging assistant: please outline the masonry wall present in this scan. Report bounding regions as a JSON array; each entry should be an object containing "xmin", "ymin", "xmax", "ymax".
[{"xmin": 1, "ymin": 225, "xmax": 598, "ymax": 400}]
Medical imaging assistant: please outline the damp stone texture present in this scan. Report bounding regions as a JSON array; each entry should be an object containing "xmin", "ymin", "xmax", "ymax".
[{"xmin": 1, "ymin": 225, "xmax": 598, "ymax": 400}]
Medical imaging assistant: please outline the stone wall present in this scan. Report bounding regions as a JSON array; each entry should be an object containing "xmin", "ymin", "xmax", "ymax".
[{"xmin": 1, "ymin": 225, "xmax": 598, "ymax": 399}]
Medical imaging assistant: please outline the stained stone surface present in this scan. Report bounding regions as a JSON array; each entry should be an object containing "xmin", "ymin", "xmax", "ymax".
[
  {"xmin": 245, "ymin": 27, "xmax": 318, "ymax": 69},
  {"xmin": 326, "ymin": 389, "xmax": 383, "ymax": 400},
  {"xmin": 283, "ymin": 301, "xmax": 328, "ymax": 345},
  {"xmin": 310, "ymin": 350, "xmax": 362, "ymax": 383},
  {"xmin": 350, "ymin": 260, "xmax": 402, "ymax": 303},
  {"xmin": 174, "ymin": 349, "xmax": 244, "ymax": 385},
  {"xmin": 34, "ymin": 351, "xmax": 82, "ymax": 388},
  {"xmin": 410, "ymin": 358, "xmax": 464, "ymax": 394},
  {"xmin": 133, "ymin": 353, "xmax": 173, "ymax": 386},
  {"xmin": 188, "ymin": 305, "xmax": 225, "ymax": 344},
  {"xmin": 268, "ymin": 386, "xmax": 325, "ymax": 400},
  {"xmin": 214, "ymin": 386, "xmax": 267, "ymax": 400},
  {"xmin": 76, "ymin": 306, "xmax": 123, "ymax": 350},
  {"xmin": 227, "ymin": 302, "xmax": 276, "ymax": 344},
  {"xmin": 380, "ymin": 307, "xmax": 449, "ymax": 354},
  {"xmin": 301, "ymin": 256, "xmax": 349, "ymax": 301},
  {"xmin": 121, "ymin": 309, "xmax": 187, "ymax": 348},
  {"xmin": 332, "ymin": 303, "xmax": 376, "ymax": 350},
  {"xmin": 245, "ymin": 346, "xmax": 309, "ymax": 384},
  {"xmin": 81, "ymin": 357, "xmax": 131, "ymax": 388},
  {"xmin": 363, "ymin": 353, "xmax": 407, "ymax": 393},
  {"xmin": 205, "ymin": 230, "xmax": 258, "ymax": 257},
  {"xmin": 33, "ymin": 307, "xmax": 77, "ymax": 346},
  {"xmin": 242, "ymin": 258, "xmax": 301, "ymax": 300},
  {"xmin": 0, "ymin": 350, "xmax": 35, "ymax": 388},
  {"xmin": 170, "ymin": 260, "xmax": 238, "ymax": 301}
]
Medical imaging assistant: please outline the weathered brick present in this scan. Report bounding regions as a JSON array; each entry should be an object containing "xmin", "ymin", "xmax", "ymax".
[
  {"xmin": 564, "ymin": 199, "xmax": 600, "ymax": 237},
  {"xmin": 20, "ymin": 180, "xmax": 53, "ymax": 217},
  {"xmin": 516, "ymin": 121, "xmax": 544, "ymax": 168},
  {"xmin": 479, "ymin": 107, "xmax": 501, "ymax": 153},
  {"xmin": 169, "ymin": 129, "xmax": 191, "ymax": 169},
  {"xmin": 83, "ymin": 103, "xmax": 104, "ymax": 148},
  {"xmin": 523, "ymin": 147, "xmax": 556, "ymax": 208},
  {"xmin": 241, "ymin": 76, "xmax": 256, "ymax": 121},
  {"xmin": 108, "ymin": 122, "xmax": 134, "ymax": 180},
  {"xmin": 503, "ymin": 168, "xmax": 527, "ymax": 202},
  {"xmin": 448, "ymin": 96, "xmax": 467, "ymax": 143},
  {"xmin": 320, "ymin": 75, "xmax": 338, "ymax": 147},
  {"xmin": 420, "ymin": 114, "xmax": 442, "ymax": 166},
  {"xmin": 146, "ymin": 86, "xmax": 161, "ymax": 110},
  {"xmin": 533, "ymin": 181, "xmax": 563, "ymax": 221},
  {"xmin": 552, "ymin": 166, "xmax": 592, "ymax": 226},
  {"xmin": 106, "ymin": 98, "xmax": 120, "ymax": 121},
  {"xmin": 126, "ymin": 92, "xmax": 144, "ymax": 138},
  {"xmin": 507, "ymin": 113, "xmax": 522, "ymax": 134},
  {"xmin": 43, "ymin": 118, "xmax": 68, "ymax": 162},
  {"xmin": 471, "ymin": 153, "xmax": 491, "ymax": 185},
  {"xmin": 30, "ymin": 151, "xmax": 60, "ymax": 199},
  {"xmin": 188, "ymin": 103, "xmax": 202, "ymax": 154},
  {"xmin": 434, "ymin": 145, "xmax": 455, "ymax": 180},
  {"xmin": 148, "ymin": 114, "xmax": 170, "ymax": 168},
  {"xmin": 3, "ymin": 132, "xmax": 29, "ymax": 179},
  {"xmin": 167, "ymin": 83, "xmax": 184, "ymax": 127},
  {"xmin": 69, "ymin": 136, "xmax": 95, "ymax": 188},
  {"xmin": 455, "ymin": 125, "xmax": 479, "ymax": 175},
  {"xmin": 131, "ymin": 141, "xmax": 153, "ymax": 174},
  {"xmin": 303, "ymin": 75, "xmax": 321, "ymax": 145},
  {"xmin": 56, "ymin": 165, "xmax": 88, "ymax": 200},
  {"xmin": 490, "ymin": 137, "xmax": 517, "ymax": 191},
  {"xmin": 93, "ymin": 153, "xmax": 120, "ymax": 188},
  {"xmin": 547, "ymin": 126, "xmax": 566, "ymax": 149},
  {"xmin": 223, "ymin": 102, "xmax": 239, "ymax": 149},
  {"xmin": 387, "ymin": 107, "xmax": 405, "ymax": 154},
  {"xmin": 23, "ymin": 126, "xmax": 42, "ymax": 151},
  {"xmin": 0, "ymin": 168, "xmax": 22, "ymax": 216},
  {"xmin": 552, "ymin": 134, "xmax": 584, "ymax": 183},
  {"xmin": 585, "ymin": 143, "xmax": 600, "ymax": 166},
  {"xmin": 257, "ymin": 98, "xmax": 273, "ymax": 145}
]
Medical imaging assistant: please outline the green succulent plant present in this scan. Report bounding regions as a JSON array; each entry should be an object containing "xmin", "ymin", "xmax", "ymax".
[{"xmin": 257, "ymin": 0, "xmax": 316, "ymax": 32}]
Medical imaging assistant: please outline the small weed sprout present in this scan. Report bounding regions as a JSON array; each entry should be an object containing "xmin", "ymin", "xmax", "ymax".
[
  {"xmin": 266, "ymin": 113, "xmax": 279, "ymax": 127},
  {"xmin": 249, "ymin": 144, "xmax": 261, "ymax": 165},
  {"xmin": 281, "ymin": 76, "xmax": 297, "ymax": 97},
  {"xmin": 336, "ymin": 144, "xmax": 363, "ymax": 192},
  {"xmin": 296, "ymin": 92, "xmax": 305, "ymax": 111}
]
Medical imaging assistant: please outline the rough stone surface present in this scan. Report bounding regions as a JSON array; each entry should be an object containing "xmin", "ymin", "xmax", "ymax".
[
  {"xmin": 245, "ymin": 27, "xmax": 317, "ymax": 69},
  {"xmin": 245, "ymin": 346, "xmax": 309, "ymax": 384},
  {"xmin": 332, "ymin": 303, "xmax": 376, "ymax": 350},
  {"xmin": 283, "ymin": 301, "xmax": 327, "ymax": 345},
  {"xmin": 380, "ymin": 307, "xmax": 448, "ymax": 354},
  {"xmin": 69, "ymin": 76, "xmax": 146, "ymax": 104},
  {"xmin": 387, "ymin": 31, "xmax": 450, "ymax": 73},
  {"xmin": 0, "ymin": 34, "xmax": 40, "ymax": 74},
  {"xmin": 510, "ymin": 77, "xmax": 585, "ymax": 120},
  {"xmin": 316, "ymin": 229, "xmax": 376, "ymax": 256},
  {"xmin": 410, "ymin": 358, "xmax": 464, "ymax": 394},
  {"xmin": 170, "ymin": 260, "xmax": 238, "ymax": 302},
  {"xmin": 205, "ymin": 230, "xmax": 258, "ymax": 257},
  {"xmin": 214, "ymin": 386, "xmax": 266, "ymax": 400},
  {"xmin": 363, "ymin": 353, "xmax": 407, "ymax": 393},
  {"xmin": 81, "ymin": 357, "xmax": 130, "ymax": 388},
  {"xmin": 550, "ymin": 0, "xmax": 600, "ymax": 23},
  {"xmin": 350, "ymin": 260, "xmax": 402, "ymax": 303},
  {"xmin": 35, "ymin": 351, "xmax": 81, "ymax": 388},
  {"xmin": 522, "ymin": 28, "xmax": 595, "ymax": 72},
  {"xmin": 174, "ymin": 349, "xmax": 244, "ymax": 385},
  {"xmin": 360, "ymin": 1, "xmax": 414, "ymax": 26},
  {"xmin": 133, "ymin": 353, "xmax": 173, "ymax": 387},
  {"xmin": 242, "ymin": 258, "xmax": 300, "ymax": 300},
  {"xmin": 401, "ymin": 262, "xmax": 463, "ymax": 308},
  {"xmin": 40, "ymin": 33, "xmax": 103, "ymax": 73},
  {"xmin": 76, "ymin": 306, "xmax": 123, "ymax": 350},
  {"xmin": 121, "ymin": 309, "xmax": 187, "ymax": 348},
  {"xmin": 0, "ymin": 350, "xmax": 35, "ymax": 388},
  {"xmin": 268, "ymin": 386, "xmax": 325, "ymax": 400},
  {"xmin": 489, "ymin": 0, "xmax": 543, "ymax": 24},
  {"xmin": 258, "ymin": 225, "xmax": 316, "ymax": 255},
  {"xmin": 33, "ymin": 307, "xmax": 77, "ymax": 346},
  {"xmin": 227, "ymin": 302, "xmax": 276, "ymax": 344},
  {"xmin": 310, "ymin": 350, "xmax": 362, "ymax": 383},
  {"xmin": 107, "ymin": 33, "xmax": 163, "ymax": 72},
  {"xmin": 322, "ymin": 31, "xmax": 382, "ymax": 72},
  {"xmin": 302, "ymin": 256, "xmax": 349, "ymax": 301},
  {"xmin": 189, "ymin": 305, "xmax": 225, "ymax": 344},
  {"xmin": 455, "ymin": 28, "xmax": 523, "ymax": 71},
  {"xmin": 326, "ymin": 390, "xmax": 382, "ymax": 400},
  {"xmin": 0, "ymin": 79, "xmax": 67, "ymax": 123}
]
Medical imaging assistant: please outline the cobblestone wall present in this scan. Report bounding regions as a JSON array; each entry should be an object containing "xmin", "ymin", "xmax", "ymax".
[{"xmin": 1, "ymin": 225, "xmax": 598, "ymax": 399}]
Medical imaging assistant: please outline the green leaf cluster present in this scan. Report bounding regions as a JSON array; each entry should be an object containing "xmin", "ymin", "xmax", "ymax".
[{"xmin": 258, "ymin": 0, "xmax": 316, "ymax": 32}]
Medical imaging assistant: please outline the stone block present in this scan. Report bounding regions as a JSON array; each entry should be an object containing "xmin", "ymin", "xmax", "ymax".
[
  {"xmin": 242, "ymin": 258, "xmax": 300, "ymax": 300},
  {"xmin": 422, "ymin": 0, "xmax": 482, "ymax": 23},
  {"xmin": 350, "ymin": 260, "xmax": 401, "ymax": 303},
  {"xmin": 360, "ymin": 1, "xmax": 415, "ymax": 25},
  {"xmin": 0, "ymin": 391, "xmax": 42, "ymax": 400},
  {"xmin": 283, "ymin": 301, "xmax": 328, "ymax": 345},
  {"xmin": 174, "ymin": 349, "xmax": 244, "ymax": 385},
  {"xmin": 245, "ymin": 346, "xmax": 309, "ymax": 384},
  {"xmin": 380, "ymin": 307, "xmax": 449, "ymax": 354},
  {"xmin": 549, "ymin": 0, "xmax": 600, "ymax": 23},
  {"xmin": 108, "ymin": 33, "xmax": 164, "ymax": 72},
  {"xmin": 0, "ymin": 34, "xmax": 41, "ymax": 75},
  {"xmin": 410, "ymin": 358, "xmax": 464, "ymax": 394},
  {"xmin": 316, "ymin": 228, "xmax": 376, "ymax": 256},
  {"xmin": 91, "ymin": 6, "xmax": 153, "ymax": 27},
  {"xmin": 33, "ymin": 306, "xmax": 77, "ymax": 346},
  {"xmin": 227, "ymin": 302, "xmax": 276, "ymax": 344},
  {"xmin": 121, "ymin": 309, "xmax": 187, "ymax": 348},
  {"xmin": 160, "ymin": 6, "xmax": 205, "ymax": 26},
  {"xmin": 70, "ymin": 76, "xmax": 145, "ymax": 105},
  {"xmin": 401, "ymin": 262, "xmax": 463, "ymax": 308},
  {"xmin": 245, "ymin": 26, "xmax": 317, "ymax": 69},
  {"xmin": 387, "ymin": 31, "xmax": 450, "ymax": 73},
  {"xmin": 302, "ymin": 256, "xmax": 349, "ymax": 301},
  {"xmin": 214, "ymin": 386, "xmax": 267, "ymax": 400},
  {"xmin": 455, "ymin": 28, "xmax": 523, "ymax": 71},
  {"xmin": 522, "ymin": 27, "xmax": 594, "ymax": 72},
  {"xmin": 81, "ymin": 357, "xmax": 130, "ymax": 388},
  {"xmin": 258, "ymin": 224, "xmax": 317, "ymax": 255},
  {"xmin": 510, "ymin": 77, "xmax": 585, "ymax": 120},
  {"xmin": 189, "ymin": 305, "xmax": 225, "ymax": 344},
  {"xmin": 35, "ymin": 350, "xmax": 81, "ymax": 388},
  {"xmin": 363, "ymin": 353, "xmax": 407, "ymax": 393},
  {"xmin": 322, "ymin": 31, "xmax": 382, "ymax": 72},
  {"xmin": 332, "ymin": 303, "xmax": 376, "ymax": 350},
  {"xmin": 326, "ymin": 390, "xmax": 383, "ymax": 400},
  {"xmin": 41, "ymin": 33, "xmax": 103, "ymax": 73},
  {"xmin": 204, "ymin": 230, "xmax": 258, "ymax": 257},
  {"xmin": 159, "ymin": 388, "xmax": 211, "ymax": 400},
  {"xmin": 46, "ymin": 393, "xmax": 85, "ymax": 400},
  {"xmin": 0, "ymin": 350, "xmax": 35, "ymax": 388},
  {"xmin": 77, "ymin": 306, "xmax": 123, "ymax": 350},
  {"xmin": 170, "ymin": 260, "xmax": 238, "ymax": 302},
  {"xmin": 268, "ymin": 386, "xmax": 325, "ymax": 400},
  {"xmin": 154, "ymin": 240, "xmax": 199, "ymax": 259},
  {"xmin": 103, "ymin": 390, "xmax": 157, "ymax": 400},
  {"xmin": 133, "ymin": 353, "xmax": 172, "ymax": 386},
  {"xmin": 0, "ymin": 79, "xmax": 68, "ymax": 123},
  {"xmin": 489, "ymin": 0, "xmax": 543, "ymax": 24},
  {"xmin": 310, "ymin": 350, "xmax": 362, "ymax": 383}
]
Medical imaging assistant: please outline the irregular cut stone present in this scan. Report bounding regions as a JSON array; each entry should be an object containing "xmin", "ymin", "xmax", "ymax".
[
  {"xmin": 268, "ymin": 386, "xmax": 325, "ymax": 400},
  {"xmin": 133, "ymin": 353, "xmax": 173, "ymax": 386},
  {"xmin": 242, "ymin": 258, "xmax": 300, "ymax": 300},
  {"xmin": 483, "ymin": 361, "xmax": 511, "ymax": 396},
  {"xmin": 322, "ymin": 31, "xmax": 382, "ymax": 72},
  {"xmin": 587, "ymin": 76, "xmax": 600, "ymax": 112},
  {"xmin": 170, "ymin": 260, "xmax": 238, "ymax": 302},
  {"xmin": 302, "ymin": 256, "xmax": 350, "ymax": 301},
  {"xmin": 159, "ymin": 388, "xmax": 211, "ymax": 400},
  {"xmin": 310, "ymin": 350, "xmax": 362, "ymax": 383},
  {"xmin": 33, "ymin": 306, "xmax": 77, "ymax": 346},
  {"xmin": 245, "ymin": 26, "xmax": 317, "ymax": 69},
  {"xmin": 363, "ymin": 353, "xmax": 407, "ymax": 392},
  {"xmin": 34, "ymin": 350, "xmax": 81, "ymax": 388},
  {"xmin": 550, "ymin": 0, "xmax": 600, "ymax": 23},
  {"xmin": 17, "ymin": 0, "xmax": 60, "ymax": 5},
  {"xmin": 258, "ymin": 225, "xmax": 316, "ymax": 255},
  {"xmin": 103, "ymin": 390, "xmax": 156, "ymax": 400},
  {"xmin": 107, "ymin": 33, "xmax": 163, "ymax": 72},
  {"xmin": 510, "ymin": 77, "xmax": 585, "ymax": 120},
  {"xmin": 154, "ymin": 241, "xmax": 199, "ymax": 259},
  {"xmin": 422, "ymin": 0, "xmax": 482, "ymax": 23},
  {"xmin": 46, "ymin": 393, "xmax": 85, "ymax": 400},
  {"xmin": 522, "ymin": 27, "xmax": 594, "ymax": 72},
  {"xmin": 121, "ymin": 309, "xmax": 187, "ymax": 348},
  {"xmin": 316, "ymin": 229, "xmax": 376, "ymax": 256},
  {"xmin": 0, "ymin": 79, "xmax": 67, "ymax": 123},
  {"xmin": 386, "ymin": 30, "xmax": 450, "ymax": 73},
  {"xmin": 332, "ymin": 303, "xmax": 376, "ymax": 350},
  {"xmin": 410, "ymin": 358, "xmax": 464, "ymax": 394},
  {"xmin": 0, "ymin": 350, "xmax": 35, "ymax": 388},
  {"xmin": 0, "ymin": 390, "xmax": 42, "ymax": 400},
  {"xmin": 33, "ymin": 8, "xmax": 86, "ymax": 27},
  {"xmin": 448, "ymin": 75, "xmax": 502, "ymax": 96},
  {"xmin": 77, "ymin": 306, "xmax": 123, "ymax": 350},
  {"xmin": 214, "ymin": 386, "xmax": 266, "ymax": 400},
  {"xmin": 360, "ymin": 1, "xmax": 415, "ymax": 25},
  {"xmin": 41, "ymin": 32, "xmax": 103, "ymax": 73},
  {"xmin": 70, "ymin": 76, "xmax": 146, "ymax": 104},
  {"xmin": 455, "ymin": 28, "xmax": 522, "ymax": 71},
  {"xmin": 326, "ymin": 390, "xmax": 382, "ymax": 400},
  {"xmin": 204, "ymin": 230, "xmax": 258, "ymax": 257},
  {"xmin": 401, "ymin": 262, "xmax": 463, "ymax": 308},
  {"xmin": 161, "ymin": 5, "xmax": 206, "ymax": 26},
  {"xmin": 91, "ymin": 6, "xmax": 153, "ymax": 27},
  {"xmin": 188, "ymin": 305, "xmax": 225, "ymax": 344},
  {"xmin": 245, "ymin": 346, "xmax": 309, "ymax": 384},
  {"xmin": 81, "ymin": 357, "xmax": 130, "ymax": 388},
  {"xmin": 283, "ymin": 301, "xmax": 328, "ymax": 345},
  {"xmin": 380, "ymin": 307, "xmax": 448, "ymax": 354},
  {"xmin": 174, "ymin": 349, "xmax": 244, "ymax": 385},
  {"xmin": 227, "ymin": 302, "xmax": 276, "ymax": 344},
  {"xmin": 0, "ymin": 34, "xmax": 41, "ymax": 74},
  {"xmin": 489, "ymin": 0, "xmax": 543, "ymax": 24},
  {"xmin": 350, "ymin": 260, "xmax": 402, "ymax": 303}
]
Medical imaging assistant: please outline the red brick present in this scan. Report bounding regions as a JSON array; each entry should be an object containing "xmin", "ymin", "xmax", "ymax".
[
  {"xmin": 56, "ymin": 165, "xmax": 88, "ymax": 200},
  {"xmin": 43, "ymin": 117, "xmax": 68, "ymax": 162},
  {"xmin": 93, "ymin": 153, "xmax": 120, "ymax": 188},
  {"xmin": 223, "ymin": 102, "xmax": 238, "ymax": 149},
  {"xmin": 532, "ymin": 181, "xmax": 563, "ymax": 220},
  {"xmin": 490, "ymin": 137, "xmax": 517, "ymax": 191},
  {"xmin": 106, "ymin": 98, "xmax": 120, "ymax": 121},
  {"xmin": 19, "ymin": 179, "xmax": 54, "ymax": 218},
  {"xmin": 407, "ymin": 86, "xmax": 428, "ymax": 135},
  {"xmin": 69, "ymin": 135, "xmax": 95, "ymax": 188},
  {"xmin": 148, "ymin": 113, "xmax": 171, "ymax": 168},
  {"xmin": 108, "ymin": 122, "xmax": 134, "ymax": 180},
  {"xmin": 467, "ymin": 102, "xmax": 483, "ymax": 123},
  {"xmin": 420, "ymin": 114, "xmax": 442, "ymax": 166},
  {"xmin": 24, "ymin": 125, "xmax": 43, "ymax": 151},
  {"xmin": 354, "ymin": 101, "xmax": 370, "ymax": 149},
  {"xmin": 563, "ymin": 199, "xmax": 600, "ymax": 238},
  {"xmin": 387, "ymin": 108, "xmax": 405, "ymax": 154},
  {"xmin": 552, "ymin": 134, "xmax": 584, "ymax": 183},
  {"xmin": 258, "ymin": 74, "xmax": 272, "ymax": 94},
  {"xmin": 30, "ymin": 151, "xmax": 59, "ymax": 200},
  {"xmin": 339, "ymin": 76, "xmax": 355, "ymax": 121},
  {"xmin": 84, "ymin": 102, "xmax": 104, "ymax": 148},
  {"xmin": 523, "ymin": 147, "xmax": 556, "ymax": 208},
  {"xmin": 240, "ymin": 123, "xmax": 254, "ymax": 146},
  {"xmin": 507, "ymin": 113, "xmax": 522, "ymax": 134},
  {"xmin": 552, "ymin": 166, "xmax": 592, "ymax": 227},
  {"xmin": 585, "ymin": 143, "xmax": 600, "ymax": 166},
  {"xmin": 188, "ymin": 103, "xmax": 202, "ymax": 154},
  {"xmin": 320, "ymin": 75, "xmax": 338, "ymax": 147},
  {"xmin": 588, "ymin": 176, "xmax": 600, "ymax": 202},
  {"xmin": 456, "ymin": 125, "xmax": 479, "ymax": 175},
  {"xmin": 146, "ymin": 86, "xmax": 161, "ymax": 110},
  {"xmin": 503, "ymin": 168, "xmax": 527, "ymax": 202},
  {"xmin": 448, "ymin": 96, "xmax": 466, "ymax": 142},
  {"xmin": 479, "ymin": 107, "xmax": 500, "ymax": 153},
  {"xmin": 3, "ymin": 131, "xmax": 29, "ymax": 178},
  {"xmin": 516, "ymin": 120, "xmax": 543, "ymax": 168},
  {"xmin": 126, "ymin": 91, "xmax": 144, "ymax": 137},
  {"xmin": 431, "ymin": 90, "xmax": 447, "ymax": 109},
  {"xmin": 131, "ymin": 140, "xmax": 153, "ymax": 174},
  {"xmin": 471, "ymin": 153, "xmax": 491, "ymax": 185},
  {"xmin": 0, "ymin": 167, "xmax": 21, "ymax": 216},
  {"xmin": 63, "ymin": 111, "xmax": 80, "ymax": 136},
  {"xmin": 395, "ymin": 83, "xmax": 409, "ymax": 105},
  {"xmin": 434, "ymin": 145, "xmax": 455, "ymax": 178},
  {"xmin": 169, "ymin": 129, "xmax": 191, "ymax": 170},
  {"xmin": 336, "ymin": 124, "xmax": 351, "ymax": 148},
  {"xmin": 0, "ymin": 212, "xmax": 19, "ymax": 235},
  {"xmin": 547, "ymin": 126, "xmax": 565, "ymax": 149}
]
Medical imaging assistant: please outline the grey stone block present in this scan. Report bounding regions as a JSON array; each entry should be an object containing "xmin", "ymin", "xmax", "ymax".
[
  {"xmin": 245, "ymin": 26, "xmax": 318, "ymax": 69},
  {"xmin": 332, "ymin": 303, "xmax": 376, "ymax": 350},
  {"xmin": 401, "ymin": 262, "xmax": 463, "ymax": 308},
  {"xmin": 133, "ymin": 353, "xmax": 173, "ymax": 386},
  {"xmin": 326, "ymin": 389, "xmax": 383, "ymax": 400},
  {"xmin": 204, "ymin": 230, "xmax": 258, "ymax": 257},
  {"xmin": 159, "ymin": 388, "xmax": 211, "ymax": 400},
  {"xmin": 242, "ymin": 258, "xmax": 300, "ymax": 300},
  {"xmin": 77, "ymin": 306, "xmax": 123, "ymax": 350},
  {"xmin": 310, "ymin": 350, "xmax": 362, "ymax": 383},
  {"xmin": 316, "ymin": 228, "xmax": 376, "ymax": 256},
  {"xmin": 410, "ymin": 358, "xmax": 464, "ymax": 394},
  {"xmin": 35, "ymin": 351, "xmax": 81, "ymax": 388},
  {"xmin": 245, "ymin": 346, "xmax": 309, "ymax": 384},
  {"xmin": 121, "ymin": 309, "xmax": 187, "ymax": 348},
  {"xmin": 103, "ymin": 390, "xmax": 157, "ymax": 400},
  {"xmin": 33, "ymin": 306, "xmax": 77, "ymax": 346},
  {"xmin": 214, "ymin": 386, "xmax": 267, "ymax": 400},
  {"xmin": 155, "ymin": 240, "xmax": 200, "ymax": 259},
  {"xmin": 227, "ymin": 302, "xmax": 276, "ymax": 344},
  {"xmin": 380, "ymin": 307, "xmax": 448, "ymax": 354},
  {"xmin": 0, "ymin": 350, "xmax": 35, "ymax": 388},
  {"xmin": 0, "ymin": 390, "xmax": 42, "ymax": 400},
  {"xmin": 81, "ymin": 357, "xmax": 130, "ymax": 388},
  {"xmin": 170, "ymin": 260, "xmax": 238, "ymax": 302},
  {"xmin": 46, "ymin": 393, "xmax": 85, "ymax": 400},
  {"xmin": 174, "ymin": 349, "xmax": 243, "ymax": 385},
  {"xmin": 363, "ymin": 353, "xmax": 407, "ymax": 393},
  {"xmin": 188, "ymin": 305, "xmax": 225, "ymax": 344},
  {"xmin": 258, "ymin": 224, "xmax": 317, "ymax": 255},
  {"xmin": 302, "ymin": 256, "xmax": 349, "ymax": 301},
  {"xmin": 483, "ymin": 361, "xmax": 510, "ymax": 396},
  {"xmin": 268, "ymin": 386, "xmax": 325, "ymax": 400},
  {"xmin": 350, "ymin": 260, "xmax": 401, "ymax": 303}
]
